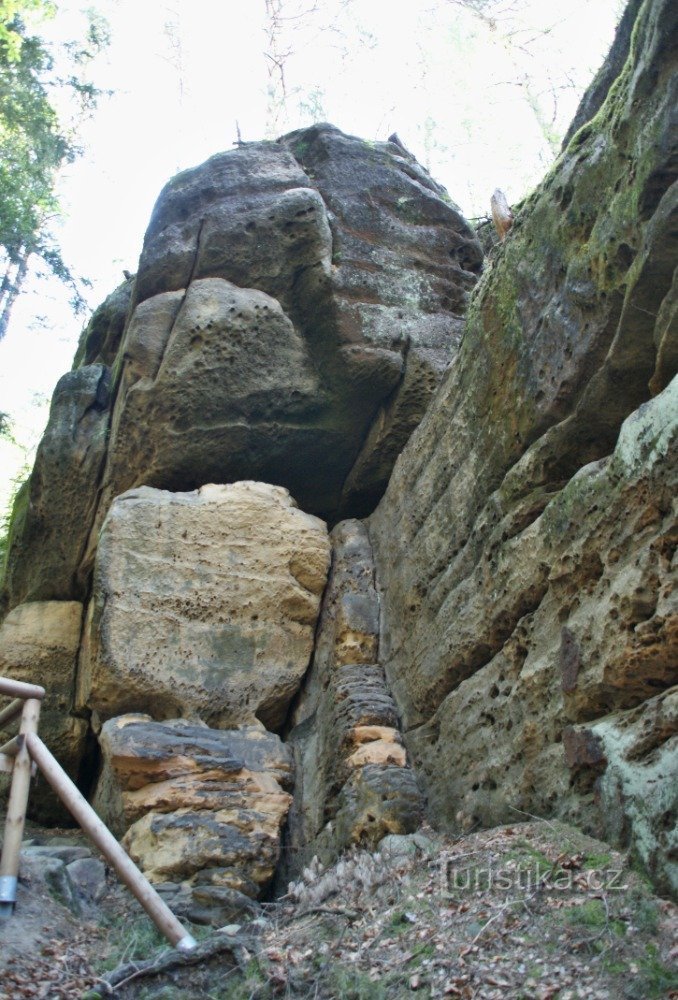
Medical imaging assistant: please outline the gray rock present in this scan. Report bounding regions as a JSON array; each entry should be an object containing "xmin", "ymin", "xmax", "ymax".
[
  {"xmin": 379, "ymin": 833, "xmax": 436, "ymax": 858},
  {"xmin": 283, "ymin": 520, "xmax": 424, "ymax": 881},
  {"xmin": 369, "ymin": 0, "xmax": 678, "ymax": 896},
  {"xmin": 22, "ymin": 845, "xmax": 92, "ymax": 864},
  {"xmin": 36, "ymin": 857, "xmax": 81, "ymax": 916},
  {"xmin": 187, "ymin": 885, "xmax": 260, "ymax": 927},
  {"xmin": 83, "ymin": 124, "xmax": 481, "ymax": 535},
  {"xmin": 66, "ymin": 857, "xmax": 107, "ymax": 904},
  {"xmin": 1, "ymin": 365, "xmax": 111, "ymax": 612},
  {"xmin": 72, "ymin": 275, "xmax": 134, "ymax": 368}
]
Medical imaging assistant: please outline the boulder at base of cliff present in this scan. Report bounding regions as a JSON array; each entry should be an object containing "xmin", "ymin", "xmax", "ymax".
[
  {"xmin": 77, "ymin": 482, "xmax": 330, "ymax": 732},
  {"xmin": 93, "ymin": 714, "xmax": 293, "ymax": 924}
]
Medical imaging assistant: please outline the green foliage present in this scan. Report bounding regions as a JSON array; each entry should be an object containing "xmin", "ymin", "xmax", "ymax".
[
  {"xmin": 96, "ymin": 913, "xmax": 169, "ymax": 972},
  {"xmin": 0, "ymin": 414, "xmax": 30, "ymax": 575},
  {"xmin": 0, "ymin": 1, "xmax": 109, "ymax": 333},
  {"xmin": 565, "ymin": 899, "xmax": 607, "ymax": 927},
  {"xmin": 0, "ymin": 0, "xmax": 51, "ymax": 61},
  {"xmin": 638, "ymin": 943, "xmax": 678, "ymax": 999}
]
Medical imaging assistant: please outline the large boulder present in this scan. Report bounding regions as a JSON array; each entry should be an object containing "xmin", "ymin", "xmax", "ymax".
[
  {"xmin": 0, "ymin": 601, "xmax": 87, "ymax": 821},
  {"xmin": 369, "ymin": 0, "xmax": 677, "ymax": 893},
  {"xmin": 94, "ymin": 715, "xmax": 293, "ymax": 918},
  {"xmin": 2, "ymin": 125, "xmax": 480, "ymax": 613},
  {"xmin": 80, "ymin": 124, "xmax": 481, "ymax": 559},
  {"xmin": 77, "ymin": 482, "xmax": 330, "ymax": 731}
]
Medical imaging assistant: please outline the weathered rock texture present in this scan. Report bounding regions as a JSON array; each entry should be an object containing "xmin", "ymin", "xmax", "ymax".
[
  {"xmin": 1, "ymin": 367, "xmax": 111, "ymax": 611},
  {"xmin": 283, "ymin": 520, "xmax": 423, "ymax": 878},
  {"xmin": 369, "ymin": 0, "xmax": 678, "ymax": 894},
  {"xmin": 565, "ymin": 687, "xmax": 677, "ymax": 892},
  {"xmin": 78, "ymin": 482, "xmax": 330, "ymax": 731},
  {"xmin": 94, "ymin": 715, "xmax": 293, "ymax": 919},
  {"xmin": 92, "ymin": 125, "xmax": 479, "ymax": 530},
  {"xmin": 1, "ymin": 0, "xmax": 676, "ymax": 905},
  {"xmin": 1, "ymin": 125, "xmax": 479, "ymax": 617},
  {"xmin": 0, "ymin": 601, "xmax": 87, "ymax": 821},
  {"xmin": 72, "ymin": 275, "xmax": 134, "ymax": 369}
]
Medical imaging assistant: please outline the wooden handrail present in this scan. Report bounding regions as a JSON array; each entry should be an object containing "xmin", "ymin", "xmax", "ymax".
[
  {"xmin": 0, "ymin": 678, "xmax": 45, "ymax": 701},
  {"xmin": 0, "ymin": 672, "xmax": 196, "ymax": 951},
  {"xmin": 0, "ymin": 698, "xmax": 24, "ymax": 729},
  {"xmin": 0, "ymin": 734, "xmax": 23, "ymax": 757},
  {"xmin": 25, "ymin": 734, "xmax": 196, "ymax": 952},
  {"xmin": 0, "ymin": 698, "xmax": 41, "ymax": 918}
]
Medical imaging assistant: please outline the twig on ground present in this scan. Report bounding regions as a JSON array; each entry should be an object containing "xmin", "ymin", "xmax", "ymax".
[{"xmin": 98, "ymin": 934, "xmax": 250, "ymax": 994}]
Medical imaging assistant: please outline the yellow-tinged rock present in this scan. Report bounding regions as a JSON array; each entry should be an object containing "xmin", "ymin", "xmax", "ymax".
[
  {"xmin": 0, "ymin": 601, "xmax": 86, "ymax": 821},
  {"xmin": 347, "ymin": 740, "xmax": 407, "ymax": 768},
  {"xmin": 78, "ymin": 482, "xmax": 330, "ymax": 730}
]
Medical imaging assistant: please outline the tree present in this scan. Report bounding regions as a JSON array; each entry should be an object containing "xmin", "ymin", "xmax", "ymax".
[{"xmin": 0, "ymin": 1, "xmax": 108, "ymax": 341}]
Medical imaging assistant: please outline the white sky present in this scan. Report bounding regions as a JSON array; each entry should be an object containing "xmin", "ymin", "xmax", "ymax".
[{"xmin": 0, "ymin": 0, "xmax": 623, "ymax": 514}]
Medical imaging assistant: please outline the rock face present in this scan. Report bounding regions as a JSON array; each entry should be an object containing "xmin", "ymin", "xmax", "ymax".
[
  {"xmin": 1, "ymin": 0, "xmax": 676, "ymax": 907},
  {"xmin": 0, "ymin": 602, "xmax": 87, "ymax": 821},
  {"xmin": 283, "ymin": 520, "xmax": 423, "ymax": 878},
  {"xmin": 77, "ymin": 124, "xmax": 481, "ymax": 578},
  {"xmin": 565, "ymin": 686, "xmax": 677, "ymax": 894},
  {"xmin": 1, "ymin": 366, "xmax": 111, "ymax": 612},
  {"xmin": 1, "ymin": 124, "xmax": 480, "ymax": 616},
  {"xmin": 369, "ymin": 0, "xmax": 678, "ymax": 893},
  {"xmin": 94, "ymin": 715, "xmax": 293, "ymax": 919},
  {"xmin": 78, "ymin": 482, "xmax": 330, "ymax": 731},
  {"xmin": 72, "ymin": 276, "xmax": 134, "ymax": 369}
]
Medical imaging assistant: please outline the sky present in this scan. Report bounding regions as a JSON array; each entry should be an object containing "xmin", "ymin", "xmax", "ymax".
[{"xmin": 0, "ymin": 0, "xmax": 624, "ymax": 515}]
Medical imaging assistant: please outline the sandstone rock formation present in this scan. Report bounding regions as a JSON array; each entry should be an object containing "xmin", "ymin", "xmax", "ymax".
[
  {"xmin": 1, "ymin": 124, "xmax": 479, "ymax": 618},
  {"xmin": 78, "ymin": 482, "xmax": 330, "ymax": 731},
  {"xmin": 2, "ymin": 366, "xmax": 111, "ymax": 609},
  {"xmin": 92, "ymin": 125, "xmax": 480, "ymax": 531},
  {"xmin": 72, "ymin": 275, "xmax": 134, "ymax": 369},
  {"xmin": 283, "ymin": 520, "xmax": 423, "ymax": 878},
  {"xmin": 94, "ymin": 715, "xmax": 293, "ymax": 922},
  {"xmin": 0, "ymin": 0, "xmax": 676, "ymax": 911},
  {"xmin": 369, "ymin": 0, "xmax": 678, "ymax": 893},
  {"xmin": 565, "ymin": 686, "xmax": 677, "ymax": 894},
  {"xmin": 0, "ymin": 601, "xmax": 87, "ymax": 821}
]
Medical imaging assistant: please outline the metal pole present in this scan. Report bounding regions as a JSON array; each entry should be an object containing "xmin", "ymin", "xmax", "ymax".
[{"xmin": 24, "ymin": 733, "xmax": 197, "ymax": 952}]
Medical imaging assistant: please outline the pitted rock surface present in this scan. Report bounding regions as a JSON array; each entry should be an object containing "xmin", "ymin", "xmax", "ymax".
[
  {"xmin": 78, "ymin": 482, "xmax": 330, "ymax": 731},
  {"xmin": 94, "ymin": 714, "xmax": 293, "ymax": 917},
  {"xmin": 369, "ymin": 0, "xmax": 678, "ymax": 895}
]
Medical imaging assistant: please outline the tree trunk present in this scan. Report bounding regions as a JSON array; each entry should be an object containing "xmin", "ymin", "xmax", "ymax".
[{"xmin": 0, "ymin": 251, "xmax": 29, "ymax": 343}]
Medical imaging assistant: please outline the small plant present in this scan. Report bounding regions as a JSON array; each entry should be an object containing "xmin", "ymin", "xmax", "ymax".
[
  {"xmin": 636, "ymin": 944, "xmax": 678, "ymax": 999},
  {"xmin": 565, "ymin": 899, "xmax": 607, "ymax": 928},
  {"xmin": 584, "ymin": 852, "xmax": 612, "ymax": 868},
  {"xmin": 326, "ymin": 964, "xmax": 388, "ymax": 1000},
  {"xmin": 97, "ymin": 913, "xmax": 169, "ymax": 972}
]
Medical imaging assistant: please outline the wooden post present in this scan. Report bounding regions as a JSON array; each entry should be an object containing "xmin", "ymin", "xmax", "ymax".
[
  {"xmin": 0, "ymin": 678, "xmax": 45, "ymax": 701},
  {"xmin": 0, "ymin": 698, "xmax": 24, "ymax": 729},
  {"xmin": 0, "ymin": 734, "xmax": 22, "ymax": 757},
  {"xmin": 0, "ymin": 698, "xmax": 41, "ymax": 918},
  {"xmin": 25, "ymin": 733, "xmax": 197, "ymax": 952}
]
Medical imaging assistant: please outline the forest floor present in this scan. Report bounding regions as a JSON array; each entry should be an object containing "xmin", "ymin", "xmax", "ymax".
[{"xmin": 0, "ymin": 819, "xmax": 676, "ymax": 999}]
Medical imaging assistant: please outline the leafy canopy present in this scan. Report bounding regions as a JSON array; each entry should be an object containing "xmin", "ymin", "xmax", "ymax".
[{"xmin": 0, "ymin": 0, "xmax": 108, "ymax": 328}]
